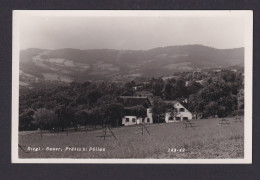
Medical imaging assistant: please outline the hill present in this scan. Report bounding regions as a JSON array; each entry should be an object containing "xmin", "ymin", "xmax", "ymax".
[{"xmin": 19, "ymin": 45, "xmax": 244, "ymax": 87}]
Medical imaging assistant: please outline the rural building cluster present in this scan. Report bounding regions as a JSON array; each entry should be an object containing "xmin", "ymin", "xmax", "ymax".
[{"xmin": 119, "ymin": 96, "xmax": 192, "ymax": 126}]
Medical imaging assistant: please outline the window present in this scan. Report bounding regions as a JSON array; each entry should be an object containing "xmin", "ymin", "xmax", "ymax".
[
  {"xmin": 147, "ymin": 118, "xmax": 150, "ymax": 122},
  {"xmin": 132, "ymin": 118, "xmax": 136, "ymax": 122},
  {"xmin": 168, "ymin": 116, "xmax": 173, "ymax": 120},
  {"xmin": 126, "ymin": 118, "xmax": 129, "ymax": 122},
  {"xmin": 183, "ymin": 117, "xmax": 188, "ymax": 121},
  {"xmin": 180, "ymin": 108, "xmax": 185, "ymax": 112},
  {"xmin": 176, "ymin": 117, "xmax": 181, "ymax": 121}
]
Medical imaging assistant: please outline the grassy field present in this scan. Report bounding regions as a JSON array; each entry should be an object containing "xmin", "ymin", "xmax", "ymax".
[{"xmin": 19, "ymin": 117, "xmax": 244, "ymax": 159}]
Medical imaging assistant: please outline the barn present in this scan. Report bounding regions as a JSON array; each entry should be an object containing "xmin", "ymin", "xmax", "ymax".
[
  {"xmin": 118, "ymin": 96, "xmax": 153, "ymax": 126},
  {"xmin": 163, "ymin": 100, "xmax": 192, "ymax": 122}
]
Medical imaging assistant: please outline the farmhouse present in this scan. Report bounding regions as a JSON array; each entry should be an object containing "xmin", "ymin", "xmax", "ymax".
[
  {"xmin": 186, "ymin": 80, "xmax": 204, "ymax": 86},
  {"xmin": 163, "ymin": 101, "xmax": 192, "ymax": 122},
  {"xmin": 118, "ymin": 96, "xmax": 153, "ymax": 126}
]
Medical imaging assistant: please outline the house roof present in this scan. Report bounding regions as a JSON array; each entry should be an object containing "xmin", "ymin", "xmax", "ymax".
[
  {"xmin": 163, "ymin": 100, "xmax": 179, "ymax": 105},
  {"xmin": 118, "ymin": 96, "xmax": 152, "ymax": 108},
  {"xmin": 135, "ymin": 91, "xmax": 153, "ymax": 96}
]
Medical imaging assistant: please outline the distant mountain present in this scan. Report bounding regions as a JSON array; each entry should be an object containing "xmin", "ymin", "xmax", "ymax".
[{"xmin": 19, "ymin": 45, "xmax": 244, "ymax": 87}]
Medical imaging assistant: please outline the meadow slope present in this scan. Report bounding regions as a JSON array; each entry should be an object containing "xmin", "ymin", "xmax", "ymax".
[{"xmin": 19, "ymin": 117, "xmax": 244, "ymax": 159}]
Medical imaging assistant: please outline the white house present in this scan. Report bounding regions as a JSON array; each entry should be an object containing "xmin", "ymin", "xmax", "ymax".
[
  {"xmin": 185, "ymin": 80, "xmax": 203, "ymax": 87},
  {"xmin": 119, "ymin": 96, "xmax": 153, "ymax": 126},
  {"xmin": 122, "ymin": 108, "xmax": 153, "ymax": 126},
  {"xmin": 163, "ymin": 101, "xmax": 192, "ymax": 123}
]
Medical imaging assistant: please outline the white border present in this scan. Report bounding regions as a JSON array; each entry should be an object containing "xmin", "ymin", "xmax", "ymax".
[{"xmin": 12, "ymin": 10, "xmax": 253, "ymax": 164}]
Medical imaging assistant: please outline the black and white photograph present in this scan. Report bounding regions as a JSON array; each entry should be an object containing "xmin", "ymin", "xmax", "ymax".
[{"xmin": 12, "ymin": 10, "xmax": 252, "ymax": 163}]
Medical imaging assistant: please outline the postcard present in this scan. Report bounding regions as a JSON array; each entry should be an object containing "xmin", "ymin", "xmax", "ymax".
[{"xmin": 12, "ymin": 10, "xmax": 252, "ymax": 163}]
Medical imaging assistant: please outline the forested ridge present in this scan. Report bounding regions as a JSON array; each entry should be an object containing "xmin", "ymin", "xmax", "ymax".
[{"xmin": 20, "ymin": 45, "xmax": 244, "ymax": 84}]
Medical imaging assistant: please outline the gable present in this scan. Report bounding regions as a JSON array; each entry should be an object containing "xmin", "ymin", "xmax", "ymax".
[{"xmin": 163, "ymin": 100, "xmax": 191, "ymax": 113}]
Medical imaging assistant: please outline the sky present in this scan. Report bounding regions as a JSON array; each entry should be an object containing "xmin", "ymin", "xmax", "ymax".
[{"xmin": 18, "ymin": 14, "xmax": 245, "ymax": 50}]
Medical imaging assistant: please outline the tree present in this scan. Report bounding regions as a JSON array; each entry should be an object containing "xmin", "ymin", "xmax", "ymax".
[
  {"xmin": 162, "ymin": 78, "xmax": 189, "ymax": 100},
  {"xmin": 188, "ymin": 78, "xmax": 238, "ymax": 118},
  {"xmin": 132, "ymin": 105, "xmax": 147, "ymax": 124},
  {"xmin": 33, "ymin": 108, "xmax": 56, "ymax": 137},
  {"xmin": 74, "ymin": 109, "xmax": 89, "ymax": 132},
  {"xmin": 162, "ymin": 82, "xmax": 173, "ymax": 100},
  {"xmin": 88, "ymin": 90, "xmax": 102, "ymax": 106},
  {"xmin": 174, "ymin": 79, "xmax": 188, "ymax": 99},
  {"xmin": 187, "ymin": 81, "xmax": 203, "ymax": 95},
  {"xmin": 88, "ymin": 108, "xmax": 104, "ymax": 128},
  {"xmin": 165, "ymin": 103, "xmax": 179, "ymax": 120},
  {"xmin": 151, "ymin": 78, "xmax": 164, "ymax": 96},
  {"xmin": 203, "ymin": 101, "xmax": 218, "ymax": 118},
  {"xmin": 237, "ymin": 89, "xmax": 244, "ymax": 110},
  {"xmin": 188, "ymin": 94, "xmax": 204, "ymax": 119},
  {"xmin": 19, "ymin": 108, "xmax": 35, "ymax": 131},
  {"xmin": 55, "ymin": 105, "xmax": 75, "ymax": 135},
  {"xmin": 124, "ymin": 81, "xmax": 136, "ymax": 89},
  {"xmin": 152, "ymin": 98, "xmax": 167, "ymax": 125},
  {"xmin": 103, "ymin": 103, "xmax": 124, "ymax": 127}
]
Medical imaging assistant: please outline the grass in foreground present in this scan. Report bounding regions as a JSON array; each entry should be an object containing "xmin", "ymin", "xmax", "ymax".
[{"xmin": 19, "ymin": 117, "xmax": 244, "ymax": 159}]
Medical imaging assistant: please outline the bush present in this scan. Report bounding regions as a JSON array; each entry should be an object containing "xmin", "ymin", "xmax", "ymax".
[{"xmin": 230, "ymin": 109, "xmax": 244, "ymax": 117}]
